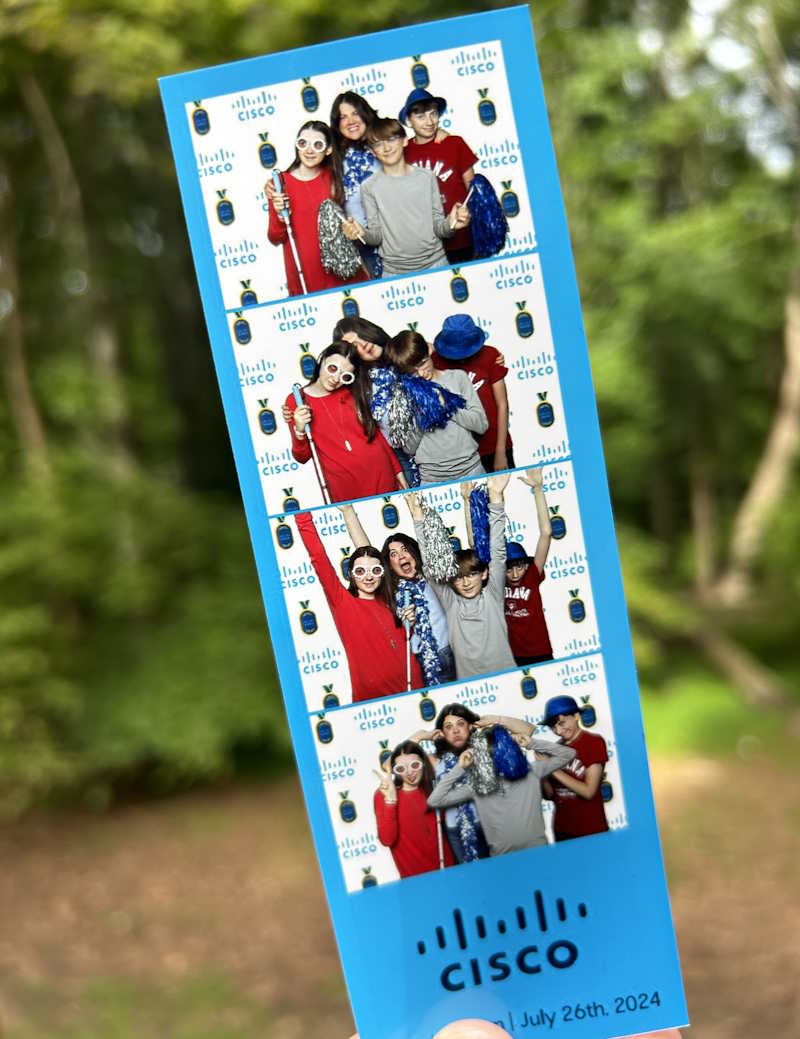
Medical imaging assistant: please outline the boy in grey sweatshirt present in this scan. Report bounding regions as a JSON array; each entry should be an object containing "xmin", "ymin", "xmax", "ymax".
[
  {"xmin": 408, "ymin": 474, "xmax": 515, "ymax": 679},
  {"xmin": 386, "ymin": 330, "xmax": 488, "ymax": 484},
  {"xmin": 342, "ymin": 117, "xmax": 470, "ymax": 276}
]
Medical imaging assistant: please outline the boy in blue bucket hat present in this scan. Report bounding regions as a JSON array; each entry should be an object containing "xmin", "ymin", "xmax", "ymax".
[
  {"xmin": 401, "ymin": 88, "xmax": 479, "ymax": 265},
  {"xmin": 541, "ymin": 694, "xmax": 610, "ymax": 841},
  {"xmin": 432, "ymin": 314, "xmax": 513, "ymax": 472}
]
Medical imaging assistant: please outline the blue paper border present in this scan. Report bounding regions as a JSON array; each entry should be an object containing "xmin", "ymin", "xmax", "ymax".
[{"xmin": 160, "ymin": 8, "xmax": 688, "ymax": 1037}]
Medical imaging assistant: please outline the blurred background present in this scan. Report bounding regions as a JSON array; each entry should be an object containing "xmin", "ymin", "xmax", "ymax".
[{"xmin": 0, "ymin": 0, "xmax": 798, "ymax": 1036}]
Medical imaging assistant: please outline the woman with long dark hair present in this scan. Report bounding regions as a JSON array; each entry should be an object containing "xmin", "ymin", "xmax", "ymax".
[
  {"xmin": 374, "ymin": 740, "xmax": 455, "ymax": 878},
  {"xmin": 285, "ymin": 341, "xmax": 407, "ymax": 503},
  {"xmin": 329, "ymin": 92, "xmax": 382, "ymax": 278},
  {"xmin": 266, "ymin": 119, "xmax": 366, "ymax": 295},
  {"xmin": 293, "ymin": 514, "xmax": 423, "ymax": 701}
]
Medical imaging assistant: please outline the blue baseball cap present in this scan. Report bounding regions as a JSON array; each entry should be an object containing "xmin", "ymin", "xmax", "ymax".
[
  {"xmin": 433, "ymin": 314, "xmax": 489, "ymax": 361},
  {"xmin": 505, "ymin": 541, "xmax": 532, "ymax": 566},
  {"xmin": 399, "ymin": 88, "xmax": 447, "ymax": 125},
  {"xmin": 543, "ymin": 695, "xmax": 580, "ymax": 727}
]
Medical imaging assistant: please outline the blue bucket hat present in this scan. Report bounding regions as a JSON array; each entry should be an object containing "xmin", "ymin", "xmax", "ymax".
[
  {"xmin": 505, "ymin": 541, "xmax": 532, "ymax": 567},
  {"xmin": 433, "ymin": 314, "xmax": 488, "ymax": 361},
  {"xmin": 543, "ymin": 695, "xmax": 580, "ymax": 728},
  {"xmin": 399, "ymin": 88, "xmax": 447, "ymax": 125}
]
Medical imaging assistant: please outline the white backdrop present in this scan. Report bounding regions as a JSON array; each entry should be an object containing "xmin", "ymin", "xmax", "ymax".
[
  {"xmin": 184, "ymin": 39, "xmax": 535, "ymax": 307},
  {"xmin": 309, "ymin": 654, "xmax": 626, "ymax": 893}
]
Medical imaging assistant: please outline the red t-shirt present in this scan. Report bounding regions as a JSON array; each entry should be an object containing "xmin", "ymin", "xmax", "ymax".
[
  {"xmin": 267, "ymin": 167, "xmax": 367, "ymax": 296},
  {"xmin": 374, "ymin": 787, "xmax": 455, "ymax": 878},
  {"xmin": 405, "ymin": 134, "xmax": 478, "ymax": 254},
  {"xmin": 295, "ymin": 513, "xmax": 423, "ymax": 701},
  {"xmin": 504, "ymin": 561, "xmax": 551, "ymax": 659},
  {"xmin": 432, "ymin": 345, "xmax": 512, "ymax": 458},
  {"xmin": 550, "ymin": 730, "xmax": 610, "ymax": 837}
]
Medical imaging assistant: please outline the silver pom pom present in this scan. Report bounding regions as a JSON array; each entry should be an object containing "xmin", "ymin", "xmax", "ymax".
[
  {"xmin": 420, "ymin": 503, "xmax": 458, "ymax": 581},
  {"xmin": 469, "ymin": 728, "xmax": 501, "ymax": 796},
  {"xmin": 318, "ymin": 200, "xmax": 362, "ymax": 278},
  {"xmin": 386, "ymin": 384, "xmax": 417, "ymax": 447}
]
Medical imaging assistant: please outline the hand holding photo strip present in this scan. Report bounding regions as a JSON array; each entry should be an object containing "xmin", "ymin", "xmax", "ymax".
[{"xmin": 160, "ymin": 7, "xmax": 687, "ymax": 1038}]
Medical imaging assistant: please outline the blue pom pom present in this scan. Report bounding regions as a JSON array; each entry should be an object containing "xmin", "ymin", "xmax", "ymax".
[
  {"xmin": 467, "ymin": 174, "xmax": 508, "ymax": 258},
  {"xmin": 492, "ymin": 726, "xmax": 530, "ymax": 781},
  {"xmin": 469, "ymin": 486, "xmax": 491, "ymax": 564},
  {"xmin": 400, "ymin": 375, "xmax": 466, "ymax": 430}
]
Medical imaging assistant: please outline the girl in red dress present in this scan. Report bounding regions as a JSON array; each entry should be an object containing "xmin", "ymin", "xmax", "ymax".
[
  {"xmin": 266, "ymin": 120, "xmax": 367, "ymax": 296},
  {"xmin": 286, "ymin": 341, "xmax": 407, "ymax": 504},
  {"xmin": 374, "ymin": 740, "xmax": 455, "ymax": 878},
  {"xmin": 294, "ymin": 514, "xmax": 423, "ymax": 701}
]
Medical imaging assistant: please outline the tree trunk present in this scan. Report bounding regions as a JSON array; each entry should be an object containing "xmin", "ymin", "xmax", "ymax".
[{"xmin": 693, "ymin": 626, "xmax": 788, "ymax": 707}]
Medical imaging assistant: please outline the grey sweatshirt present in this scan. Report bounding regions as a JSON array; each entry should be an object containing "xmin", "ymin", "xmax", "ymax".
[
  {"xmin": 403, "ymin": 369, "xmax": 488, "ymax": 484},
  {"xmin": 414, "ymin": 502, "xmax": 514, "ymax": 679},
  {"xmin": 361, "ymin": 165, "xmax": 454, "ymax": 275},
  {"xmin": 428, "ymin": 736, "xmax": 576, "ymax": 854}
]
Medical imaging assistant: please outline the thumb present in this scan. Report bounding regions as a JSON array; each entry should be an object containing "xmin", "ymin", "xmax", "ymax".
[{"xmin": 434, "ymin": 1022, "xmax": 511, "ymax": 1039}]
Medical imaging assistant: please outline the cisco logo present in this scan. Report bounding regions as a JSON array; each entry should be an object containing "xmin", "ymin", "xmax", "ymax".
[
  {"xmin": 417, "ymin": 890, "xmax": 587, "ymax": 992},
  {"xmin": 280, "ymin": 560, "xmax": 317, "ymax": 590},
  {"xmin": 547, "ymin": 550, "xmax": 587, "ymax": 581},
  {"xmin": 427, "ymin": 483, "xmax": 464, "ymax": 514},
  {"xmin": 451, "ymin": 45, "xmax": 498, "ymax": 77},
  {"xmin": 512, "ymin": 350, "xmax": 556, "ymax": 382},
  {"xmin": 557, "ymin": 657, "xmax": 601, "ymax": 689},
  {"xmin": 231, "ymin": 88, "xmax": 277, "ymax": 121},
  {"xmin": 354, "ymin": 701, "xmax": 398, "ymax": 732},
  {"xmin": 339, "ymin": 68, "xmax": 387, "ymax": 96},
  {"xmin": 272, "ymin": 300, "xmax": 318, "ymax": 332},
  {"xmin": 299, "ymin": 646, "xmax": 342, "ymax": 675},
  {"xmin": 380, "ymin": 278, "xmax": 428, "ymax": 312},
  {"xmin": 216, "ymin": 237, "xmax": 260, "ymax": 270},
  {"xmin": 458, "ymin": 678, "xmax": 499, "ymax": 709},
  {"xmin": 197, "ymin": 146, "xmax": 235, "ymax": 179},
  {"xmin": 321, "ymin": 753, "xmax": 357, "ymax": 783},
  {"xmin": 490, "ymin": 256, "xmax": 535, "ymax": 291},
  {"xmin": 478, "ymin": 139, "xmax": 519, "ymax": 170},
  {"xmin": 239, "ymin": 358, "xmax": 276, "ymax": 388},
  {"xmin": 339, "ymin": 832, "xmax": 379, "ymax": 860},
  {"xmin": 258, "ymin": 446, "xmax": 300, "ymax": 478},
  {"xmin": 541, "ymin": 464, "xmax": 569, "ymax": 494}
]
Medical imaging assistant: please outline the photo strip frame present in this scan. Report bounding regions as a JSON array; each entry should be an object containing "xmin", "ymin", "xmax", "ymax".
[{"xmin": 160, "ymin": 7, "xmax": 688, "ymax": 1038}]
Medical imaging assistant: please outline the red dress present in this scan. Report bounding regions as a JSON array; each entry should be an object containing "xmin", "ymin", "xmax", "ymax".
[
  {"xmin": 374, "ymin": 787, "xmax": 455, "ymax": 877},
  {"xmin": 295, "ymin": 513, "xmax": 424, "ymax": 701},
  {"xmin": 285, "ymin": 388, "xmax": 402, "ymax": 503},
  {"xmin": 267, "ymin": 166, "xmax": 367, "ymax": 296}
]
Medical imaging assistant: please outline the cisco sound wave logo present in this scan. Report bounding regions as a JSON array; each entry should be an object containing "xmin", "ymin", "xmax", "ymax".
[
  {"xmin": 320, "ymin": 752, "xmax": 357, "ymax": 783},
  {"xmin": 417, "ymin": 889, "xmax": 588, "ymax": 992},
  {"xmin": 541, "ymin": 463, "xmax": 570, "ymax": 495},
  {"xmin": 271, "ymin": 300, "xmax": 319, "ymax": 332},
  {"xmin": 512, "ymin": 350, "xmax": 555, "ymax": 383},
  {"xmin": 379, "ymin": 278, "xmax": 429, "ymax": 312},
  {"xmin": 353, "ymin": 701, "xmax": 398, "ymax": 731},
  {"xmin": 230, "ymin": 88, "xmax": 277, "ymax": 121},
  {"xmin": 426, "ymin": 483, "xmax": 464, "ymax": 515},
  {"xmin": 215, "ymin": 237, "xmax": 260, "ymax": 270},
  {"xmin": 299, "ymin": 646, "xmax": 342, "ymax": 675},
  {"xmin": 547, "ymin": 549, "xmax": 587, "ymax": 582},
  {"xmin": 556, "ymin": 656, "xmax": 602, "ymax": 690},
  {"xmin": 239, "ymin": 358, "xmax": 277, "ymax": 389},
  {"xmin": 197, "ymin": 146, "xmax": 236, "ymax": 179},
  {"xmin": 490, "ymin": 255, "xmax": 536, "ymax": 292},
  {"xmin": 450, "ymin": 44, "xmax": 499, "ymax": 77},
  {"xmin": 280, "ymin": 560, "xmax": 317, "ymax": 590},
  {"xmin": 478, "ymin": 138, "xmax": 519, "ymax": 171},
  {"xmin": 257, "ymin": 445, "xmax": 300, "ymax": 479},
  {"xmin": 458, "ymin": 677, "xmax": 499, "ymax": 710},
  {"xmin": 338, "ymin": 831, "xmax": 378, "ymax": 861},
  {"xmin": 339, "ymin": 67, "xmax": 388, "ymax": 97}
]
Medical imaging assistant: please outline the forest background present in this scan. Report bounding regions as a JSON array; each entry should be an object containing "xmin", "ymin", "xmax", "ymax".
[{"xmin": 0, "ymin": 1, "xmax": 798, "ymax": 1034}]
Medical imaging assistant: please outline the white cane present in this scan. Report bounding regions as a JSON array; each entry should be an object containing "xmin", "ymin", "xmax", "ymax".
[
  {"xmin": 403, "ymin": 586, "xmax": 412, "ymax": 691},
  {"xmin": 272, "ymin": 171, "xmax": 308, "ymax": 295},
  {"xmin": 292, "ymin": 384, "xmax": 331, "ymax": 505},
  {"xmin": 435, "ymin": 809, "xmax": 445, "ymax": 870}
]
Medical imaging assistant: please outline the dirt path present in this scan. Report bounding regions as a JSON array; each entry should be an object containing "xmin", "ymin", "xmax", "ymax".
[{"xmin": 0, "ymin": 756, "xmax": 798, "ymax": 1038}]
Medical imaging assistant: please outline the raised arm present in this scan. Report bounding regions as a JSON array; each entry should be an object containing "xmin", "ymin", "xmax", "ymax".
[
  {"xmin": 526, "ymin": 737, "xmax": 576, "ymax": 779},
  {"xmin": 518, "ymin": 468, "xmax": 552, "ymax": 572},
  {"xmin": 486, "ymin": 474, "xmax": 510, "ymax": 599},
  {"xmin": 427, "ymin": 763, "xmax": 475, "ymax": 809},
  {"xmin": 338, "ymin": 504, "xmax": 370, "ymax": 549},
  {"xmin": 295, "ymin": 511, "xmax": 346, "ymax": 610},
  {"xmin": 474, "ymin": 714, "xmax": 534, "ymax": 742},
  {"xmin": 459, "ymin": 481, "xmax": 476, "ymax": 549},
  {"xmin": 550, "ymin": 763, "xmax": 604, "ymax": 801}
]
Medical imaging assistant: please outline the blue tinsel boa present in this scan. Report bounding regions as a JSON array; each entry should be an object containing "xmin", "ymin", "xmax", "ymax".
[
  {"xmin": 438, "ymin": 752, "xmax": 483, "ymax": 862},
  {"xmin": 396, "ymin": 577, "xmax": 443, "ymax": 686}
]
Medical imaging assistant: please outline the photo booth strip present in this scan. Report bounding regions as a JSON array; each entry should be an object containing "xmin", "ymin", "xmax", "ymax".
[
  {"xmin": 185, "ymin": 40, "xmax": 534, "ymax": 308},
  {"xmin": 238, "ymin": 253, "xmax": 565, "ymax": 516},
  {"xmin": 161, "ymin": 9, "xmax": 687, "ymax": 1037},
  {"xmin": 274, "ymin": 464, "xmax": 598, "ymax": 712},
  {"xmin": 310, "ymin": 653, "xmax": 625, "ymax": 893}
]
